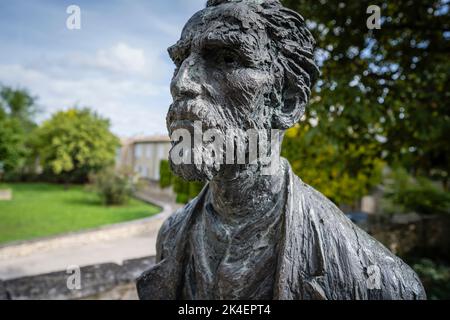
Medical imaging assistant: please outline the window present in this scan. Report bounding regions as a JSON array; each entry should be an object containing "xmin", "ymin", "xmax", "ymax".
[
  {"xmin": 157, "ymin": 144, "xmax": 165, "ymax": 159},
  {"xmin": 146, "ymin": 144, "xmax": 153, "ymax": 158},
  {"xmin": 134, "ymin": 144, "xmax": 142, "ymax": 159}
]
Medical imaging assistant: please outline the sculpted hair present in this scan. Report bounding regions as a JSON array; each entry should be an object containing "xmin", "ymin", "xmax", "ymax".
[{"xmin": 207, "ymin": 0, "xmax": 320, "ymax": 129}]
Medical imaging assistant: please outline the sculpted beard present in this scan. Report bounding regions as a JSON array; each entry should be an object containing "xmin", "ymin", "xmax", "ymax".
[
  {"xmin": 167, "ymin": 96, "xmax": 222, "ymax": 182},
  {"xmin": 167, "ymin": 95, "xmax": 272, "ymax": 182}
]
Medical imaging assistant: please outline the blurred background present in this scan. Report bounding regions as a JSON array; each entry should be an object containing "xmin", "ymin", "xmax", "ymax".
[{"xmin": 0, "ymin": 0, "xmax": 449, "ymax": 299}]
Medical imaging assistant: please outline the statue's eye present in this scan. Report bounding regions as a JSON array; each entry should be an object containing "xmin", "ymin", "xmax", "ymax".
[
  {"xmin": 222, "ymin": 52, "xmax": 237, "ymax": 65},
  {"xmin": 203, "ymin": 48, "xmax": 241, "ymax": 68}
]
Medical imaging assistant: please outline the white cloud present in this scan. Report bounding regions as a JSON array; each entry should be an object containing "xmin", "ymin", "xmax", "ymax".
[
  {"xmin": 96, "ymin": 42, "xmax": 147, "ymax": 74},
  {"xmin": 0, "ymin": 60, "xmax": 170, "ymax": 137},
  {"xmin": 55, "ymin": 42, "xmax": 169, "ymax": 80}
]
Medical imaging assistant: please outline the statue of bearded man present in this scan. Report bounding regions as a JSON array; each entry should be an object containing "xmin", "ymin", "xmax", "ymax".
[{"xmin": 137, "ymin": 0, "xmax": 426, "ymax": 300}]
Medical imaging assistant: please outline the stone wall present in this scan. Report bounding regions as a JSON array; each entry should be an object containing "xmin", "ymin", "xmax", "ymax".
[
  {"xmin": 0, "ymin": 280, "xmax": 9, "ymax": 300},
  {"xmin": 0, "ymin": 256, "xmax": 155, "ymax": 300}
]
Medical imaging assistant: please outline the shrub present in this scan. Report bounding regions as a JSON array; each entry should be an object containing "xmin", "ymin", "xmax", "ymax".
[
  {"xmin": 413, "ymin": 259, "xmax": 450, "ymax": 300},
  {"xmin": 188, "ymin": 181, "xmax": 205, "ymax": 199},
  {"xmin": 173, "ymin": 175, "xmax": 190, "ymax": 204},
  {"xmin": 159, "ymin": 160, "xmax": 172, "ymax": 189},
  {"xmin": 159, "ymin": 160, "xmax": 205, "ymax": 204},
  {"xmin": 91, "ymin": 167, "xmax": 136, "ymax": 205},
  {"xmin": 383, "ymin": 168, "xmax": 450, "ymax": 215}
]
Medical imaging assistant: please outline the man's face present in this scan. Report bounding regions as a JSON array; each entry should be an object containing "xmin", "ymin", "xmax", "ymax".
[{"xmin": 166, "ymin": 4, "xmax": 276, "ymax": 181}]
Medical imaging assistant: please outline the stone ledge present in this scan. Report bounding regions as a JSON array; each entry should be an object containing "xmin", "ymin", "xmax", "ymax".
[
  {"xmin": 0, "ymin": 280, "xmax": 9, "ymax": 300},
  {"xmin": 0, "ymin": 256, "xmax": 155, "ymax": 300}
]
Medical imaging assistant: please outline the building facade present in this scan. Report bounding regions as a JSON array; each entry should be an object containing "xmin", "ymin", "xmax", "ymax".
[{"xmin": 116, "ymin": 135, "xmax": 171, "ymax": 181}]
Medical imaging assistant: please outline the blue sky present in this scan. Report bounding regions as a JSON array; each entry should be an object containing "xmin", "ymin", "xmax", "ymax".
[{"xmin": 0, "ymin": 0, "xmax": 206, "ymax": 137}]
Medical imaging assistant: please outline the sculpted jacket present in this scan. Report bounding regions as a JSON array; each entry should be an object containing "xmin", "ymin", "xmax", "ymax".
[{"xmin": 137, "ymin": 159, "xmax": 426, "ymax": 300}]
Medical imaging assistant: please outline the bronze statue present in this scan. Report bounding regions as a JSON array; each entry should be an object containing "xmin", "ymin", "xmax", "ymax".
[{"xmin": 137, "ymin": 0, "xmax": 426, "ymax": 300}]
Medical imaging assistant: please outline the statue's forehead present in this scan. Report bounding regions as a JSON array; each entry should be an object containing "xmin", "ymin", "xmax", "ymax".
[
  {"xmin": 180, "ymin": 3, "xmax": 266, "ymax": 41},
  {"xmin": 168, "ymin": 3, "xmax": 272, "ymax": 65}
]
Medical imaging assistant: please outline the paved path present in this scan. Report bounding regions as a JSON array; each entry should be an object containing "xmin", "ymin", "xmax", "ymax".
[{"xmin": 0, "ymin": 190, "xmax": 180, "ymax": 280}]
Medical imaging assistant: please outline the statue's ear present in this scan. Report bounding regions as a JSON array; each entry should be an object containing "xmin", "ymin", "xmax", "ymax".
[{"xmin": 271, "ymin": 71, "xmax": 308, "ymax": 130}]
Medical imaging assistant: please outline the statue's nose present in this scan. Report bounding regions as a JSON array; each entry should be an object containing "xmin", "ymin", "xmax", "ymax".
[{"xmin": 170, "ymin": 55, "xmax": 203, "ymax": 100}]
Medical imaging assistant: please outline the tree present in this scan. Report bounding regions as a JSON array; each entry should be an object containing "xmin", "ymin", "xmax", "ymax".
[
  {"xmin": 34, "ymin": 108, "xmax": 120, "ymax": 183},
  {"xmin": 282, "ymin": 123, "xmax": 384, "ymax": 206},
  {"xmin": 0, "ymin": 85, "xmax": 38, "ymax": 133},
  {"xmin": 382, "ymin": 167, "xmax": 450, "ymax": 216},
  {"xmin": 0, "ymin": 110, "xmax": 26, "ymax": 177},
  {"xmin": 280, "ymin": 0, "xmax": 449, "ymax": 195},
  {"xmin": 0, "ymin": 85, "xmax": 38, "ymax": 177}
]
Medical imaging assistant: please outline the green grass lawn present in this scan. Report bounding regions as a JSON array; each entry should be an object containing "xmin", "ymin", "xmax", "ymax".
[{"xmin": 0, "ymin": 183, "xmax": 161, "ymax": 245}]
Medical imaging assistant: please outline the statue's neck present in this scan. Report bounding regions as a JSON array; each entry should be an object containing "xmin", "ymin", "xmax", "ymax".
[{"xmin": 208, "ymin": 157, "xmax": 285, "ymax": 221}]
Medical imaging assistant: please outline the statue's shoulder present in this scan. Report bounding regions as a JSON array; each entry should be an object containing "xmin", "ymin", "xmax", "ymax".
[
  {"xmin": 155, "ymin": 196, "xmax": 201, "ymax": 260},
  {"xmin": 159, "ymin": 204, "xmax": 191, "ymax": 238},
  {"xmin": 291, "ymin": 173, "xmax": 350, "ymax": 226},
  {"xmin": 289, "ymin": 173, "xmax": 426, "ymax": 299}
]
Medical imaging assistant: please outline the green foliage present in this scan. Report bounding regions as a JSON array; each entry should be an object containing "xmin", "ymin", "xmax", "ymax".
[
  {"xmin": 0, "ymin": 113, "xmax": 26, "ymax": 176},
  {"xmin": 34, "ymin": 108, "xmax": 119, "ymax": 183},
  {"xmin": 188, "ymin": 180, "xmax": 205, "ymax": 200},
  {"xmin": 159, "ymin": 159, "xmax": 173, "ymax": 188},
  {"xmin": 383, "ymin": 167, "xmax": 450, "ymax": 215},
  {"xmin": 282, "ymin": 124, "xmax": 384, "ymax": 206},
  {"xmin": 173, "ymin": 175, "xmax": 191, "ymax": 204},
  {"xmin": 0, "ymin": 85, "xmax": 38, "ymax": 133},
  {"xmin": 413, "ymin": 259, "xmax": 450, "ymax": 300},
  {"xmin": 159, "ymin": 159, "xmax": 205, "ymax": 204},
  {"xmin": 91, "ymin": 167, "xmax": 136, "ymax": 205},
  {"xmin": 0, "ymin": 85, "xmax": 38, "ymax": 177},
  {"xmin": 282, "ymin": 0, "xmax": 450, "ymax": 187},
  {"xmin": 0, "ymin": 183, "xmax": 160, "ymax": 244}
]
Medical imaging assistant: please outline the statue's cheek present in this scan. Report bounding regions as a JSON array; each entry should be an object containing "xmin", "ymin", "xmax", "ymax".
[{"xmin": 223, "ymin": 68, "xmax": 271, "ymax": 99}]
